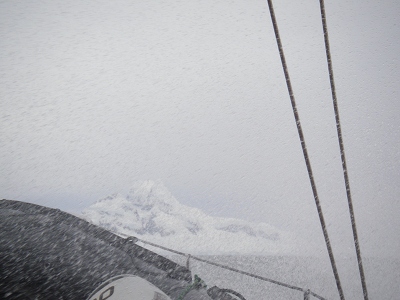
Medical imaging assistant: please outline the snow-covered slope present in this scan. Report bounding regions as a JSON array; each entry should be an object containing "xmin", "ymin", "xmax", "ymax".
[{"xmin": 82, "ymin": 180, "xmax": 296, "ymax": 254}]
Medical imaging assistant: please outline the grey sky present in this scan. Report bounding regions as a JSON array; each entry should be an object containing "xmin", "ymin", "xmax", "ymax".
[{"xmin": 1, "ymin": 0, "xmax": 399, "ymax": 258}]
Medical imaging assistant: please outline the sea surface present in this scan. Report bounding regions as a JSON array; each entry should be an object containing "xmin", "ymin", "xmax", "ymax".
[{"xmin": 167, "ymin": 255, "xmax": 400, "ymax": 300}]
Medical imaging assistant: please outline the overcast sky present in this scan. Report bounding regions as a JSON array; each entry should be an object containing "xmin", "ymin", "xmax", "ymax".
[{"xmin": 1, "ymin": 0, "xmax": 399, "ymax": 259}]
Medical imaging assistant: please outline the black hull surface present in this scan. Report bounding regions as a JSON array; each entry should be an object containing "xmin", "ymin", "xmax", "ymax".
[{"xmin": 0, "ymin": 200, "xmax": 237, "ymax": 300}]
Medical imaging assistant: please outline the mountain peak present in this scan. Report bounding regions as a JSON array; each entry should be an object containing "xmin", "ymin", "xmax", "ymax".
[
  {"xmin": 82, "ymin": 181, "xmax": 295, "ymax": 255},
  {"xmin": 126, "ymin": 180, "xmax": 179, "ymax": 212}
]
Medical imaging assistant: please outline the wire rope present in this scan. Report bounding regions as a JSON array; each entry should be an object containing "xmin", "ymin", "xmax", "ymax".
[
  {"xmin": 137, "ymin": 237, "xmax": 327, "ymax": 300},
  {"xmin": 318, "ymin": 1, "xmax": 369, "ymax": 299},
  {"xmin": 265, "ymin": 1, "xmax": 345, "ymax": 299}
]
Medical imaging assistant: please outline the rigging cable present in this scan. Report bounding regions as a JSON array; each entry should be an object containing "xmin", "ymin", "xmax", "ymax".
[
  {"xmin": 137, "ymin": 237, "xmax": 327, "ymax": 300},
  {"xmin": 318, "ymin": 1, "xmax": 369, "ymax": 299},
  {"xmin": 265, "ymin": 1, "xmax": 345, "ymax": 299}
]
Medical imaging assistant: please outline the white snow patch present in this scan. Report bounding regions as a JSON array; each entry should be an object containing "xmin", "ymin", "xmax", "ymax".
[{"xmin": 82, "ymin": 180, "xmax": 297, "ymax": 255}]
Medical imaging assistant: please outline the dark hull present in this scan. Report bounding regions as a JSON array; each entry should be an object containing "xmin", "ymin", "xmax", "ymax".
[{"xmin": 0, "ymin": 200, "xmax": 236, "ymax": 300}]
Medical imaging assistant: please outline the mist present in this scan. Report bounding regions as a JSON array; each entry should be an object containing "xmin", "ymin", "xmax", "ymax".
[{"xmin": 1, "ymin": 0, "xmax": 399, "ymax": 260}]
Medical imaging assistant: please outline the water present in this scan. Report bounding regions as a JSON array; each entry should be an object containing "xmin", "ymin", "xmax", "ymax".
[{"xmin": 167, "ymin": 255, "xmax": 400, "ymax": 300}]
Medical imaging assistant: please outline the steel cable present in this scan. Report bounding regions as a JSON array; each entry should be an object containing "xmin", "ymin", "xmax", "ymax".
[
  {"xmin": 318, "ymin": 1, "xmax": 369, "ymax": 299},
  {"xmin": 265, "ymin": 0, "xmax": 345, "ymax": 299},
  {"xmin": 137, "ymin": 237, "xmax": 327, "ymax": 300}
]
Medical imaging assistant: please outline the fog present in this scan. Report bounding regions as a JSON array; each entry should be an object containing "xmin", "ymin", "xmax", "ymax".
[{"xmin": 1, "ymin": 0, "xmax": 399, "ymax": 259}]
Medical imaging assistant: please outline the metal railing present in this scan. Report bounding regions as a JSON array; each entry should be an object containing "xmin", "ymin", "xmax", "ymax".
[{"xmin": 135, "ymin": 237, "xmax": 327, "ymax": 300}]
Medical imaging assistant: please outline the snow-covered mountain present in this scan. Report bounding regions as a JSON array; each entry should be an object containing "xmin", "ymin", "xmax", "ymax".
[{"xmin": 82, "ymin": 180, "xmax": 296, "ymax": 254}]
